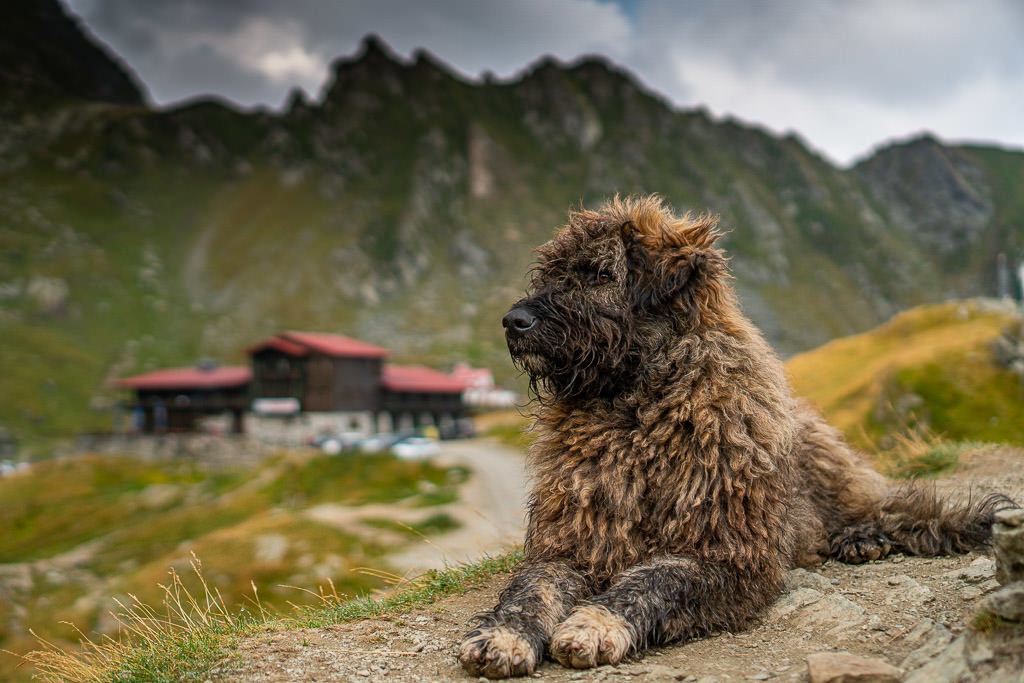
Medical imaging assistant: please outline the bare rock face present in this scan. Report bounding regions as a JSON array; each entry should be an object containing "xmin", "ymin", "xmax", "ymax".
[
  {"xmin": 992, "ymin": 508, "xmax": 1024, "ymax": 586},
  {"xmin": 979, "ymin": 583, "xmax": 1024, "ymax": 622},
  {"xmin": 805, "ymin": 651, "xmax": 900, "ymax": 683},
  {"xmin": 901, "ymin": 506, "xmax": 1024, "ymax": 682},
  {"xmin": 978, "ymin": 507, "xmax": 1024, "ymax": 623}
]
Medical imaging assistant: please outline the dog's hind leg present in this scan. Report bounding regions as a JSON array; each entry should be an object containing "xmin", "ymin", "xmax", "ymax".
[
  {"xmin": 458, "ymin": 561, "xmax": 588, "ymax": 679},
  {"xmin": 549, "ymin": 556, "xmax": 780, "ymax": 670},
  {"xmin": 827, "ymin": 486, "xmax": 1014, "ymax": 563},
  {"xmin": 791, "ymin": 408, "xmax": 1013, "ymax": 562},
  {"xmin": 871, "ymin": 485, "xmax": 1013, "ymax": 556}
]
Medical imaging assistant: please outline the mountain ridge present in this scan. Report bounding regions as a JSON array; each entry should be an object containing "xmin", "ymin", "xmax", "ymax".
[{"xmin": 3, "ymin": 1, "xmax": 1024, "ymax": 447}]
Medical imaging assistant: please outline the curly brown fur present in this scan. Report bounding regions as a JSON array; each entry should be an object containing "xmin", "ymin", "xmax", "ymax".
[{"xmin": 457, "ymin": 194, "xmax": 1017, "ymax": 678}]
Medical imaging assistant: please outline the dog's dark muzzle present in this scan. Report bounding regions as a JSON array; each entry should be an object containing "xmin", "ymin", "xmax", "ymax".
[{"xmin": 502, "ymin": 306, "xmax": 537, "ymax": 338}]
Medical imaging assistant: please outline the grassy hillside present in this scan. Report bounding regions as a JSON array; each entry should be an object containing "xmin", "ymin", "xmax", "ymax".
[
  {"xmin": 0, "ymin": 449, "xmax": 468, "ymax": 682},
  {"xmin": 787, "ymin": 299, "xmax": 1024, "ymax": 450}
]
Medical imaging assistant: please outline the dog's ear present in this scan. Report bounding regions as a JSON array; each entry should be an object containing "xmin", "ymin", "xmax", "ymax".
[{"xmin": 622, "ymin": 221, "xmax": 722, "ymax": 316}]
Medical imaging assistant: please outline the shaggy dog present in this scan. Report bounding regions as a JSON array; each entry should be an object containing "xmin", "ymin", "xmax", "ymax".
[{"xmin": 457, "ymin": 195, "xmax": 1012, "ymax": 679}]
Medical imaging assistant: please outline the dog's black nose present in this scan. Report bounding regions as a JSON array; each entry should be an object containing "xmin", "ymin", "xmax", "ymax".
[{"xmin": 503, "ymin": 307, "xmax": 537, "ymax": 334}]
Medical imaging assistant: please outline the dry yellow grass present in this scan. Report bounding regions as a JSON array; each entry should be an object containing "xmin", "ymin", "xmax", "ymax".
[
  {"xmin": 14, "ymin": 553, "xmax": 258, "ymax": 683},
  {"xmin": 786, "ymin": 300, "xmax": 1014, "ymax": 447}
]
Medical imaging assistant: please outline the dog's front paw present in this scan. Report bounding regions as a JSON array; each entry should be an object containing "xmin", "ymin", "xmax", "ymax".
[
  {"xmin": 458, "ymin": 625, "xmax": 537, "ymax": 679},
  {"xmin": 549, "ymin": 605, "xmax": 633, "ymax": 669}
]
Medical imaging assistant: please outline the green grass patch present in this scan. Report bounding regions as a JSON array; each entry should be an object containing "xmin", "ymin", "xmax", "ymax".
[
  {"xmin": 787, "ymin": 301, "xmax": 1018, "ymax": 449},
  {"xmin": 362, "ymin": 512, "xmax": 462, "ymax": 537},
  {"xmin": 260, "ymin": 453, "xmax": 465, "ymax": 507},
  {"xmin": 0, "ymin": 455, "xmax": 245, "ymax": 562},
  {"xmin": 872, "ymin": 350, "xmax": 1024, "ymax": 446},
  {"xmin": 971, "ymin": 607, "xmax": 1022, "ymax": 634}
]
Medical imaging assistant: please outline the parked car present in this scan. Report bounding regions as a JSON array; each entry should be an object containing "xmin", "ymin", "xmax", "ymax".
[
  {"xmin": 358, "ymin": 431, "xmax": 413, "ymax": 453},
  {"xmin": 309, "ymin": 431, "xmax": 362, "ymax": 454},
  {"xmin": 391, "ymin": 436, "xmax": 441, "ymax": 460}
]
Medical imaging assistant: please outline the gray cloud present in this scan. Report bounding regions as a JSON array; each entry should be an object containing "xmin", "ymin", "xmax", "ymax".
[
  {"xmin": 63, "ymin": 0, "xmax": 1024, "ymax": 163},
  {"xmin": 628, "ymin": 0, "xmax": 1024, "ymax": 161}
]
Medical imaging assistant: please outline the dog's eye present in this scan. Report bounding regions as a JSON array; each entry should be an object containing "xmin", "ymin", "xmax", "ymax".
[{"xmin": 595, "ymin": 269, "xmax": 614, "ymax": 285}]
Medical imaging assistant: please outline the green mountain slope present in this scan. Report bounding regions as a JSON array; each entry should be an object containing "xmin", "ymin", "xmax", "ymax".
[
  {"xmin": 3, "ymin": 2, "xmax": 1024, "ymax": 448},
  {"xmin": 787, "ymin": 300, "xmax": 1023, "ymax": 449}
]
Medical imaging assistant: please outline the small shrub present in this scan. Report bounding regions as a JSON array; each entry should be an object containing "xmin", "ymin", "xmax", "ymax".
[
  {"xmin": 971, "ymin": 607, "xmax": 1018, "ymax": 633},
  {"xmin": 877, "ymin": 431, "xmax": 990, "ymax": 479}
]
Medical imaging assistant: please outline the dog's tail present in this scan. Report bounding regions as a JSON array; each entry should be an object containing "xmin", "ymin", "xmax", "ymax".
[{"xmin": 873, "ymin": 484, "xmax": 1014, "ymax": 556}]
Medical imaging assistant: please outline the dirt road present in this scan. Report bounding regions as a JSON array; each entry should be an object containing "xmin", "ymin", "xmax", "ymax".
[
  {"xmin": 218, "ymin": 447, "xmax": 1024, "ymax": 682},
  {"xmin": 387, "ymin": 439, "xmax": 528, "ymax": 574},
  {"xmin": 305, "ymin": 439, "xmax": 527, "ymax": 577}
]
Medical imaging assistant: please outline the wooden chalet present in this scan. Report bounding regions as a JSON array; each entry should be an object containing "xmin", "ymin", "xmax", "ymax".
[
  {"xmin": 246, "ymin": 332, "xmax": 468, "ymax": 436},
  {"xmin": 247, "ymin": 331, "xmax": 388, "ymax": 413}
]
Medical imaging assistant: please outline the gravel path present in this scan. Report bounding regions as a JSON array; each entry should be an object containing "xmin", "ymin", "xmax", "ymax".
[{"xmin": 301, "ymin": 439, "xmax": 527, "ymax": 578}]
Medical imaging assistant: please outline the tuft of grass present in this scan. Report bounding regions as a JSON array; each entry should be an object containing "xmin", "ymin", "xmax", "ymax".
[
  {"xmin": 17, "ymin": 553, "xmax": 268, "ymax": 683},
  {"xmin": 294, "ymin": 547, "xmax": 523, "ymax": 628},
  {"xmin": 971, "ymin": 607, "xmax": 1021, "ymax": 634},
  {"xmin": 875, "ymin": 431, "xmax": 990, "ymax": 479}
]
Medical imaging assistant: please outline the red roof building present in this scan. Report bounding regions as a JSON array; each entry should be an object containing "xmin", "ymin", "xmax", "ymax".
[
  {"xmin": 114, "ymin": 365, "xmax": 252, "ymax": 391},
  {"xmin": 383, "ymin": 365, "xmax": 469, "ymax": 393},
  {"xmin": 246, "ymin": 332, "xmax": 389, "ymax": 359},
  {"xmin": 113, "ymin": 364, "xmax": 251, "ymax": 433},
  {"xmin": 116, "ymin": 331, "xmax": 469, "ymax": 437},
  {"xmin": 280, "ymin": 331, "xmax": 389, "ymax": 358}
]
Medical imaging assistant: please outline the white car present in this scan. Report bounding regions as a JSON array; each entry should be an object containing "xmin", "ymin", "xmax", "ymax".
[{"xmin": 391, "ymin": 437, "xmax": 441, "ymax": 460}]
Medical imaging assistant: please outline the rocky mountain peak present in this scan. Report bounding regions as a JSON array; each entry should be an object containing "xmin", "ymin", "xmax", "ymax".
[
  {"xmin": 854, "ymin": 134, "xmax": 994, "ymax": 260},
  {"xmin": 0, "ymin": 0, "xmax": 146, "ymax": 110},
  {"xmin": 327, "ymin": 34, "xmax": 407, "ymax": 79}
]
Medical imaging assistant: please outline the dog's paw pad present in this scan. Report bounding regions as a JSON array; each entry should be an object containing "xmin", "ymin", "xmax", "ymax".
[
  {"xmin": 830, "ymin": 524, "xmax": 894, "ymax": 564},
  {"xmin": 458, "ymin": 625, "xmax": 537, "ymax": 679},
  {"xmin": 550, "ymin": 605, "xmax": 632, "ymax": 669}
]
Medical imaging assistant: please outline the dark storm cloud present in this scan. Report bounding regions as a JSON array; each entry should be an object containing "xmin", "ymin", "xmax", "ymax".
[
  {"xmin": 64, "ymin": 0, "xmax": 1024, "ymax": 163},
  {"xmin": 64, "ymin": 0, "xmax": 631, "ymax": 107}
]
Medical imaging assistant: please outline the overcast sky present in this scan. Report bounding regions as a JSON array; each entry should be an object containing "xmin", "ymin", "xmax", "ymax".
[{"xmin": 64, "ymin": 0, "xmax": 1024, "ymax": 165}]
